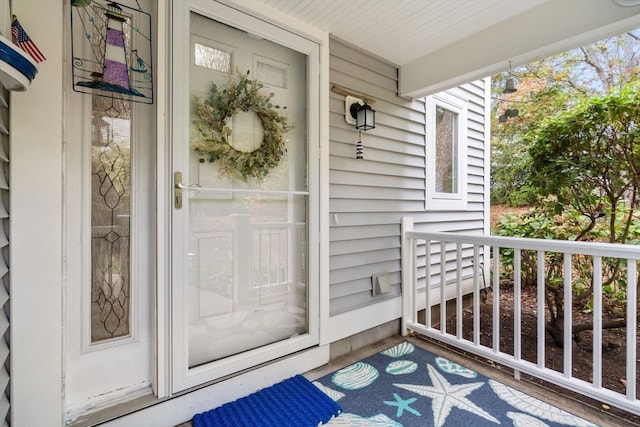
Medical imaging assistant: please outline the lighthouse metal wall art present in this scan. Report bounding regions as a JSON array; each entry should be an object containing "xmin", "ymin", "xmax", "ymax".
[{"xmin": 70, "ymin": 0, "xmax": 153, "ymax": 104}]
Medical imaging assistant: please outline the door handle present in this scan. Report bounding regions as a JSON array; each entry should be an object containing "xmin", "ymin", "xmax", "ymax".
[
  {"xmin": 174, "ymin": 172, "xmax": 202, "ymax": 208},
  {"xmin": 174, "ymin": 171, "xmax": 183, "ymax": 209},
  {"xmin": 175, "ymin": 182, "xmax": 202, "ymax": 190}
]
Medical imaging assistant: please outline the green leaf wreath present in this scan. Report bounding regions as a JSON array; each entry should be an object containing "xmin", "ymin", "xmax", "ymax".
[{"xmin": 192, "ymin": 70, "xmax": 293, "ymax": 181}]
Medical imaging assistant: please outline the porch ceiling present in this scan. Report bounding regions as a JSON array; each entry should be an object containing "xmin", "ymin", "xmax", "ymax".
[
  {"xmin": 254, "ymin": 0, "xmax": 549, "ymax": 66},
  {"xmin": 239, "ymin": 0, "xmax": 640, "ymax": 98}
]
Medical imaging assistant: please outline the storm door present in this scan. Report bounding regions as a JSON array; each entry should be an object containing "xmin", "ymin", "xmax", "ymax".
[{"xmin": 170, "ymin": 1, "xmax": 320, "ymax": 391}]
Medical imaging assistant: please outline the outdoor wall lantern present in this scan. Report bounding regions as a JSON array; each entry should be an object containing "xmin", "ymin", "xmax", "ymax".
[
  {"xmin": 351, "ymin": 100, "xmax": 376, "ymax": 131},
  {"xmin": 331, "ymin": 86, "xmax": 377, "ymax": 159},
  {"xmin": 344, "ymin": 95, "xmax": 375, "ymax": 159},
  {"xmin": 351, "ymin": 99, "xmax": 375, "ymax": 159}
]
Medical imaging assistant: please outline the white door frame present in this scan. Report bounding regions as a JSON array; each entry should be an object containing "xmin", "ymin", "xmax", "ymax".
[{"xmin": 157, "ymin": 0, "xmax": 330, "ymax": 397}]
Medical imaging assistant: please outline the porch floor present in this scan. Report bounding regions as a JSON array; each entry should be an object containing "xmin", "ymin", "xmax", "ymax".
[{"xmin": 180, "ymin": 334, "xmax": 638, "ymax": 426}]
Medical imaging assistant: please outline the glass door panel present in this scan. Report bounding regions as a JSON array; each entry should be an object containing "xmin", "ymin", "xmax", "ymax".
[{"xmin": 187, "ymin": 192, "xmax": 308, "ymax": 367}]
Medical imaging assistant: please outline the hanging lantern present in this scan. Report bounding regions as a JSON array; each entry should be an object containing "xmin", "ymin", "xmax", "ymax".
[{"xmin": 503, "ymin": 77, "xmax": 517, "ymax": 94}]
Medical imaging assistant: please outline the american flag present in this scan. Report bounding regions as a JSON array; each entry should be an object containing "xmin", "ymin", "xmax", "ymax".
[{"xmin": 11, "ymin": 17, "xmax": 46, "ymax": 63}]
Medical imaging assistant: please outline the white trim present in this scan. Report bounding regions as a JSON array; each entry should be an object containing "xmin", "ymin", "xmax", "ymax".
[
  {"xmin": 425, "ymin": 92, "xmax": 468, "ymax": 211},
  {"xmin": 483, "ymin": 76, "xmax": 492, "ymax": 242},
  {"xmin": 323, "ymin": 279, "xmax": 473, "ymax": 342},
  {"xmin": 326, "ymin": 298, "xmax": 402, "ymax": 343},
  {"xmin": 316, "ymin": 17, "xmax": 331, "ymax": 351},
  {"xmin": 483, "ymin": 77, "xmax": 492, "ymax": 277},
  {"xmin": 155, "ymin": 0, "xmax": 170, "ymax": 399},
  {"xmin": 104, "ymin": 345, "xmax": 329, "ymax": 426},
  {"xmin": 325, "ymin": 277, "xmax": 476, "ymax": 344}
]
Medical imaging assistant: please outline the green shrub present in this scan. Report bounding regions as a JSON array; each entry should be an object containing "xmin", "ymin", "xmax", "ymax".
[{"xmin": 493, "ymin": 203, "xmax": 638, "ymax": 315}]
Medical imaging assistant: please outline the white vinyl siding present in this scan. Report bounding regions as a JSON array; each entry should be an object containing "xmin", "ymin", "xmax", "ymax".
[
  {"xmin": 0, "ymin": 87, "xmax": 8, "ymax": 426},
  {"xmin": 0, "ymin": 4, "xmax": 10, "ymax": 423},
  {"xmin": 329, "ymin": 37, "xmax": 488, "ymax": 316}
]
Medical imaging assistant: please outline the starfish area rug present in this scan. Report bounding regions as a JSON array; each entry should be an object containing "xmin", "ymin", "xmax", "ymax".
[{"xmin": 313, "ymin": 341, "xmax": 599, "ymax": 427}]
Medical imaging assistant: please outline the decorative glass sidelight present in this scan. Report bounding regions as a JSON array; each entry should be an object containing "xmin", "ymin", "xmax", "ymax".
[{"xmin": 90, "ymin": 95, "xmax": 132, "ymax": 342}]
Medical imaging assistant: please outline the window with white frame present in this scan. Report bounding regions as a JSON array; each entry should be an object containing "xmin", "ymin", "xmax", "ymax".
[{"xmin": 425, "ymin": 93, "xmax": 468, "ymax": 210}]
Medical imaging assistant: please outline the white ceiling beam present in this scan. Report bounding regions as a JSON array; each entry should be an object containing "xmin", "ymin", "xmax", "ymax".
[{"xmin": 399, "ymin": 0, "xmax": 640, "ymax": 98}]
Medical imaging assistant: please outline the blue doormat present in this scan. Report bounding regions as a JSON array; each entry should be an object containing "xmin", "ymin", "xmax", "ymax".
[
  {"xmin": 312, "ymin": 341, "xmax": 599, "ymax": 427},
  {"xmin": 192, "ymin": 374, "xmax": 342, "ymax": 427}
]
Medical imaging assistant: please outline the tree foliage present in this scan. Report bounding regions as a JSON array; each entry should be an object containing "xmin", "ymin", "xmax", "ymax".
[
  {"xmin": 490, "ymin": 29, "xmax": 640, "ymax": 206},
  {"xmin": 491, "ymin": 29, "xmax": 640, "ymax": 347},
  {"xmin": 528, "ymin": 81, "xmax": 640, "ymax": 238}
]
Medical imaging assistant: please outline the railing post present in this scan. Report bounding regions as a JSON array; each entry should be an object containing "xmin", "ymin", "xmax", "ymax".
[
  {"xmin": 536, "ymin": 250, "xmax": 545, "ymax": 369},
  {"xmin": 456, "ymin": 243, "xmax": 463, "ymax": 339},
  {"xmin": 401, "ymin": 217, "xmax": 414, "ymax": 336},
  {"xmin": 593, "ymin": 256, "xmax": 603, "ymax": 390},
  {"xmin": 563, "ymin": 254, "xmax": 573, "ymax": 379},
  {"xmin": 514, "ymin": 248, "xmax": 521, "ymax": 380},
  {"xmin": 492, "ymin": 245, "xmax": 500, "ymax": 351},
  {"xmin": 626, "ymin": 259, "xmax": 637, "ymax": 400},
  {"xmin": 473, "ymin": 245, "xmax": 480, "ymax": 346}
]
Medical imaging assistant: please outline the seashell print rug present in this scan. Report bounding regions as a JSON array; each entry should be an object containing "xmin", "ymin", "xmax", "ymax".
[{"xmin": 313, "ymin": 341, "xmax": 599, "ymax": 427}]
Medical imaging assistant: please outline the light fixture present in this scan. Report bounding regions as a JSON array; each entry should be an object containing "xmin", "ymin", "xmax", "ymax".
[
  {"xmin": 503, "ymin": 78, "xmax": 517, "ymax": 94},
  {"xmin": 350, "ymin": 100, "xmax": 376, "ymax": 131},
  {"xmin": 503, "ymin": 61, "xmax": 517, "ymax": 94},
  {"xmin": 344, "ymin": 95, "xmax": 376, "ymax": 159}
]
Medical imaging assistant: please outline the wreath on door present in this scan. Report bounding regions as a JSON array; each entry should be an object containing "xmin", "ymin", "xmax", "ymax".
[{"xmin": 192, "ymin": 70, "xmax": 293, "ymax": 181}]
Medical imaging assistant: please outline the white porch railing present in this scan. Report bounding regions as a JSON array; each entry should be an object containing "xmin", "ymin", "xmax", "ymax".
[{"xmin": 401, "ymin": 217, "xmax": 640, "ymax": 416}]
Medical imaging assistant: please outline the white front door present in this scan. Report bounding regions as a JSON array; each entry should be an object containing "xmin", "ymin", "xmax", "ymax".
[{"xmin": 170, "ymin": 1, "xmax": 320, "ymax": 392}]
